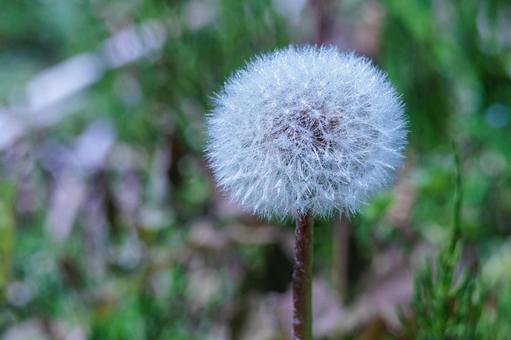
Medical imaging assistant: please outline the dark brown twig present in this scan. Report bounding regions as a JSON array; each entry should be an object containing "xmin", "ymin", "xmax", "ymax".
[
  {"xmin": 310, "ymin": 0, "xmax": 333, "ymax": 44},
  {"xmin": 332, "ymin": 215, "xmax": 349, "ymax": 302}
]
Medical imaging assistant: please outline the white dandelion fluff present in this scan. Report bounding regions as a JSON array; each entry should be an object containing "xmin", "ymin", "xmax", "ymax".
[{"xmin": 206, "ymin": 46, "xmax": 407, "ymax": 218}]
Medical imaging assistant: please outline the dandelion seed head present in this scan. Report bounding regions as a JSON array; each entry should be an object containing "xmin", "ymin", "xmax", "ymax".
[{"xmin": 206, "ymin": 46, "xmax": 407, "ymax": 218}]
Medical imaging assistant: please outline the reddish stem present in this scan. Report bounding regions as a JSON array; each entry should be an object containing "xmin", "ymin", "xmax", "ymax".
[{"xmin": 292, "ymin": 211, "xmax": 313, "ymax": 340}]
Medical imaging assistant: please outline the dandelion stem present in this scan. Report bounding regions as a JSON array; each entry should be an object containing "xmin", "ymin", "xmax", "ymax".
[{"xmin": 293, "ymin": 211, "xmax": 313, "ymax": 340}]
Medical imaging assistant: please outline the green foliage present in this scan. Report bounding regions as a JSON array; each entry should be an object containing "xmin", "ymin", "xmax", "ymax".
[
  {"xmin": 407, "ymin": 242, "xmax": 486, "ymax": 339},
  {"xmin": 404, "ymin": 147, "xmax": 497, "ymax": 339},
  {"xmin": 0, "ymin": 183, "xmax": 14, "ymax": 296}
]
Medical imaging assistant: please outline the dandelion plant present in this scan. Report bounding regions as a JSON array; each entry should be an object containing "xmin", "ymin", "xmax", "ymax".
[{"xmin": 206, "ymin": 46, "xmax": 407, "ymax": 340}]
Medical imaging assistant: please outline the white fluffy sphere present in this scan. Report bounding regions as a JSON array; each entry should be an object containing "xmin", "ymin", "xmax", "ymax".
[{"xmin": 206, "ymin": 46, "xmax": 407, "ymax": 218}]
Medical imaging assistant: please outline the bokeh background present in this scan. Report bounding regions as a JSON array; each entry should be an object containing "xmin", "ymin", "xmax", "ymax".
[{"xmin": 0, "ymin": 0, "xmax": 510, "ymax": 339}]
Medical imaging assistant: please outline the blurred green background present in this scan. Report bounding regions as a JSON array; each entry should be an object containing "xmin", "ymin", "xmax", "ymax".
[{"xmin": 0, "ymin": 0, "xmax": 510, "ymax": 339}]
